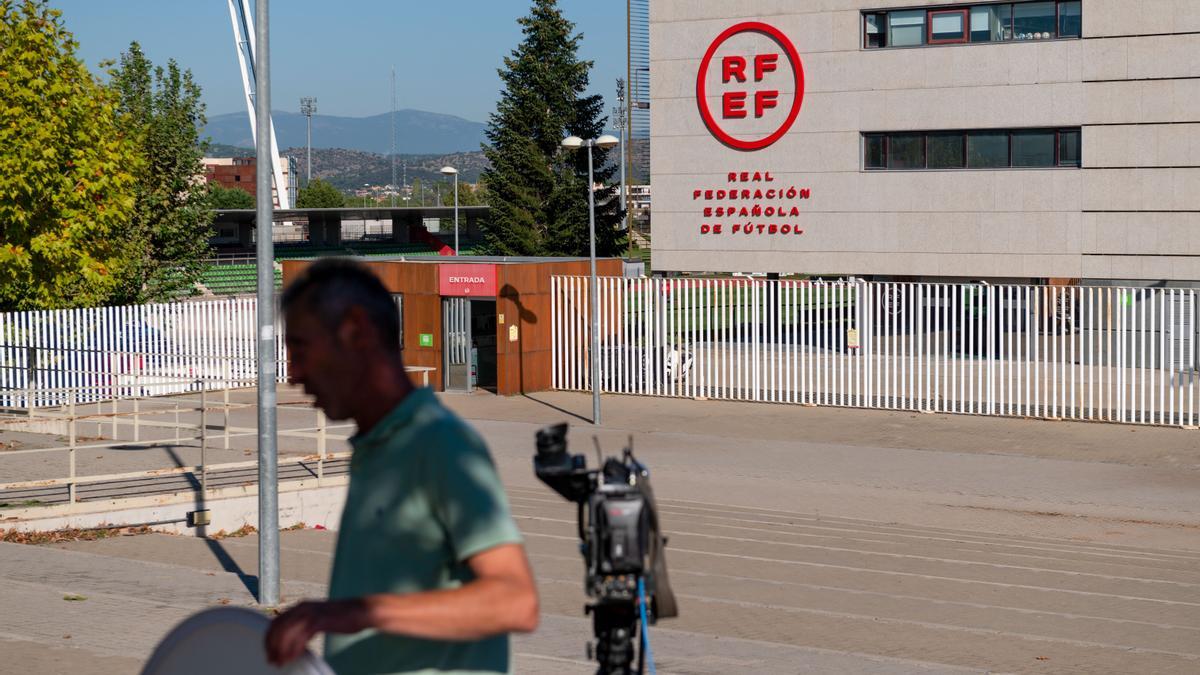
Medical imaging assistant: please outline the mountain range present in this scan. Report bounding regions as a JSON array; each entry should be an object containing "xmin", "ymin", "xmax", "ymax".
[{"xmin": 203, "ymin": 109, "xmax": 487, "ymax": 155}]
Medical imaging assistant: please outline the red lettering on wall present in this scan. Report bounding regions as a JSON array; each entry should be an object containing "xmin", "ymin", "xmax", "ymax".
[
  {"xmin": 754, "ymin": 90, "xmax": 778, "ymax": 118},
  {"xmin": 753, "ymin": 54, "xmax": 778, "ymax": 81},
  {"xmin": 722, "ymin": 92, "xmax": 747, "ymax": 118},
  {"xmin": 722, "ymin": 55, "xmax": 747, "ymax": 83}
]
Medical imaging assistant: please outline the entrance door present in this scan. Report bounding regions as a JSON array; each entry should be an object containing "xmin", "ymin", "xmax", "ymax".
[
  {"xmin": 443, "ymin": 297, "xmax": 472, "ymax": 391},
  {"xmin": 443, "ymin": 297, "xmax": 498, "ymax": 392}
]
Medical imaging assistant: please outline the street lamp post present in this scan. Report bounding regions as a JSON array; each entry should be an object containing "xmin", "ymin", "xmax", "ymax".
[
  {"xmin": 561, "ymin": 134, "xmax": 619, "ymax": 426},
  {"xmin": 440, "ymin": 166, "xmax": 459, "ymax": 254}
]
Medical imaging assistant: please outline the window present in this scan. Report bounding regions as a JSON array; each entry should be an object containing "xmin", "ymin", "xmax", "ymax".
[
  {"xmin": 1058, "ymin": 0, "xmax": 1081, "ymax": 37},
  {"xmin": 888, "ymin": 133, "xmax": 926, "ymax": 169},
  {"xmin": 929, "ymin": 9, "xmax": 968, "ymax": 43},
  {"xmin": 888, "ymin": 9, "xmax": 926, "ymax": 47},
  {"xmin": 865, "ymin": 129, "xmax": 1080, "ymax": 170},
  {"xmin": 1012, "ymin": 1, "xmax": 1056, "ymax": 40},
  {"xmin": 970, "ymin": 4, "xmax": 1011, "ymax": 42},
  {"xmin": 864, "ymin": 12, "xmax": 887, "ymax": 48},
  {"xmin": 1011, "ymin": 130, "xmax": 1056, "ymax": 167},
  {"xmin": 967, "ymin": 132, "xmax": 1010, "ymax": 168},
  {"xmin": 864, "ymin": 127, "xmax": 1080, "ymax": 168},
  {"xmin": 927, "ymin": 132, "xmax": 966, "ymax": 168},
  {"xmin": 865, "ymin": 1, "xmax": 1080, "ymax": 48},
  {"xmin": 1057, "ymin": 129, "xmax": 1080, "ymax": 166},
  {"xmin": 865, "ymin": 134, "xmax": 887, "ymax": 169}
]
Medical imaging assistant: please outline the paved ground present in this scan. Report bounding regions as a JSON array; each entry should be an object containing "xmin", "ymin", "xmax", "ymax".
[{"xmin": 2, "ymin": 389, "xmax": 1200, "ymax": 673}]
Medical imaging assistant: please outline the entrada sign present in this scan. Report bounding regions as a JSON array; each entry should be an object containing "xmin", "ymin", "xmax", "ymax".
[
  {"xmin": 439, "ymin": 263, "xmax": 498, "ymax": 296},
  {"xmin": 695, "ymin": 21, "xmax": 805, "ymax": 151}
]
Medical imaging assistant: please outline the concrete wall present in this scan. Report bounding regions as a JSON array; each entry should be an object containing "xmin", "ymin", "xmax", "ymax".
[
  {"xmin": 651, "ymin": 0, "xmax": 1200, "ymax": 280},
  {"xmin": 1, "ymin": 478, "xmax": 349, "ymax": 536}
]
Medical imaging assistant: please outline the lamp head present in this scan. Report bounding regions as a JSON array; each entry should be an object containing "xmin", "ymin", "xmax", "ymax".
[
  {"xmin": 439, "ymin": 166, "xmax": 458, "ymax": 176},
  {"xmin": 561, "ymin": 135, "xmax": 584, "ymax": 150},
  {"xmin": 595, "ymin": 134, "xmax": 619, "ymax": 149}
]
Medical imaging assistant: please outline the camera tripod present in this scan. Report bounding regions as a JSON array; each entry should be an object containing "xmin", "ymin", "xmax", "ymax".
[{"xmin": 587, "ymin": 600, "xmax": 644, "ymax": 675}]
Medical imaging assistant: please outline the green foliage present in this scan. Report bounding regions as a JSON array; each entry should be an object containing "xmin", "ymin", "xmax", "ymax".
[
  {"xmin": 295, "ymin": 178, "xmax": 345, "ymax": 208},
  {"xmin": 438, "ymin": 180, "xmax": 485, "ymax": 207},
  {"xmin": 0, "ymin": 0, "xmax": 142, "ymax": 310},
  {"xmin": 209, "ymin": 184, "xmax": 254, "ymax": 209},
  {"xmin": 107, "ymin": 41, "xmax": 213, "ymax": 303},
  {"xmin": 480, "ymin": 0, "xmax": 624, "ymax": 257}
]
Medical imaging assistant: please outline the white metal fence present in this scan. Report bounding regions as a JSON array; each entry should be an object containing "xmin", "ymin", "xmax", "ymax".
[
  {"xmin": 0, "ymin": 298, "xmax": 287, "ymax": 408},
  {"xmin": 551, "ymin": 276, "xmax": 1200, "ymax": 426}
]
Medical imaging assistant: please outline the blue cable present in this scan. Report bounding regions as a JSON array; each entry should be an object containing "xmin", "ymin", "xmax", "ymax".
[{"xmin": 637, "ymin": 577, "xmax": 657, "ymax": 675}]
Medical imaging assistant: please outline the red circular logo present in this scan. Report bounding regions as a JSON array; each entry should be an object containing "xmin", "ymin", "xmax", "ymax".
[{"xmin": 696, "ymin": 22, "xmax": 805, "ymax": 151}]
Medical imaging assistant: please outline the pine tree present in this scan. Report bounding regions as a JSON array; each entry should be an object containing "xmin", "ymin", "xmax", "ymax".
[
  {"xmin": 480, "ymin": 0, "xmax": 625, "ymax": 257},
  {"xmin": 107, "ymin": 42, "xmax": 213, "ymax": 303}
]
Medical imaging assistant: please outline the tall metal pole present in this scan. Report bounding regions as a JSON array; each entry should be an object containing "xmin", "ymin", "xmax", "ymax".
[
  {"xmin": 616, "ymin": 80, "xmax": 627, "ymax": 261},
  {"xmin": 626, "ymin": 0, "xmax": 633, "ymax": 260},
  {"xmin": 587, "ymin": 142, "xmax": 601, "ymax": 426},
  {"xmin": 453, "ymin": 172, "xmax": 459, "ymax": 255},
  {"xmin": 300, "ymin": 97, "xmax": 315, "ymax": 187},
  {"xmin": 254, "ymin": 0, "xmax": 279, "ymax": 608},
  {"xmin": 391, "ymin": 66, "xmax": 397, "ymax": 208}
]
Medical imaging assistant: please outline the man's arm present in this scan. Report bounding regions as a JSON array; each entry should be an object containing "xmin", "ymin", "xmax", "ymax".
[{"xmin": 265, "ymin": 543, "xmax": 538, "ymax": 666}]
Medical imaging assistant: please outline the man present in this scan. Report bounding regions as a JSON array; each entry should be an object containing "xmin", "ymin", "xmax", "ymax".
[{"xmin": 266, "ymin": 258, "xmax": 538, "ymax": 674}]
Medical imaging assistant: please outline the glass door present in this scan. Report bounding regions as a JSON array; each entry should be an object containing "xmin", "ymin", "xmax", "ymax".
[{"xmin": 443, "ymin": 297, "xmax": 472, "ymax": 392}]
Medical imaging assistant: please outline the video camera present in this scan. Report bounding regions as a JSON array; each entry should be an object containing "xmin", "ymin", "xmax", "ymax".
[{"xmin": 534, "ymin": 423, "xmax": 677, "ymax": 675}]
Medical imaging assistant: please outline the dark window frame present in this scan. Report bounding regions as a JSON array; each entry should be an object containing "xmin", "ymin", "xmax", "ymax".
[
  {"xmin": 864, "ymin": 128, "xmax": 1081, "ymax": 171},
  {"xmin": 864, "ymin": 1, "xmax": 1082, "ymax": 50},
  {"xmin": 927, "ymin": 8, "xmax": 970, "ymax": 44},
  {"xmin": 864, "ymin": 11, "xmax": 888, "ymax": 48}
]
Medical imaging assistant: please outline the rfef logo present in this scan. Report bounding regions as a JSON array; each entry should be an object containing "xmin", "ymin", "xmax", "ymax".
[{"xmin": 696, "ymin": 22, "xmax": 804, "ymax": 151}]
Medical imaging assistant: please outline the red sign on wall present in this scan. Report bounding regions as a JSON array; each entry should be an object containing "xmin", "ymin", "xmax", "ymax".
[
  {"xmin": 696, "ymin": 22, "xmax": 805, "ymax": 151},
  {"xmin": 439, "ymin": 263, "xmax": 498, "ymax": 297}
]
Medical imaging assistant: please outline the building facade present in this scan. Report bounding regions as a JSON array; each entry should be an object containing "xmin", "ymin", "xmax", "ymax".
[
  {"xmin": 202, "ymin": 155, "xmax": 298, "ymax": 209},
  {"xmin": 650, "ymin": 0, "xmax": 1200, "ymax": 282}
]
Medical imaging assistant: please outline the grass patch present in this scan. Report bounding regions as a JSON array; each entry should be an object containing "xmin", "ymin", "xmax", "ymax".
[
  {"xmin": 62, "ymin": 594, "xmax": 87, "ymax": 602},
  {"xmin": 0, "ymin": 499, "xmax": 42, "ymax": 510}
]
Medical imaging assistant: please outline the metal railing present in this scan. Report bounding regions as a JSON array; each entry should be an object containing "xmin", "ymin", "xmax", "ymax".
[
  {"xmin": 552, "ymin": 276, "xmax": 1200, "ymax": 427},
  {"xmin": 0, "ymin": 377, "xmax": 348, "ymax": 508}
]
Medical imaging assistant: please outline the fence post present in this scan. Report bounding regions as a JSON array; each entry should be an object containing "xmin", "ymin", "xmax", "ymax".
[
  {"xmin": 68, "ymin": 390, "xmax": 76, "ymax": 505},
  {"xmin": 133, "ymin": 356, "xmax": 141, "ymax": 442},
  {"xmin": 25, "ymin": 345, "xmax": 36, "ymax": 414},
  {"xmin": 317, "ymin": 407, "xmax": 326, "ymax": 487},
  {"xmin": 223, "ymin": 385, "xmax": 230, "ymax": 450},
  {"xmin": 200, "ymin": 381, "xmax": 207, "ymax": 495}
]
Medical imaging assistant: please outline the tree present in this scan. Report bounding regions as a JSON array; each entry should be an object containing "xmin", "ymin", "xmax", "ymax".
[
  {"xmin": 0, "ymin": 0, "xmax": 142, "ymax": 310},
  {"xmin": 409, "ymin": 177, "xmax": 424, "ymax": 206},
  {"xmin": 107, "ymin": 42, "xmax": 213, "ymax": 303},
  {"xmin": 480, "ymin": 0, "xmax": 624, "ymax": 257},
  {"xmin": 295, "ymin": 178, "xmax": 345, "ymax": 208},
  {"xmin": 210, "ymin": 184, "xmax": 254, "ymax": 209}
]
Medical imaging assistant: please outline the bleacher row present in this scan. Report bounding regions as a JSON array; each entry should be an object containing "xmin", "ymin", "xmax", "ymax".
[{"xmin": 199, "ymin": 242, "xmax": 485, "ymax": 295}]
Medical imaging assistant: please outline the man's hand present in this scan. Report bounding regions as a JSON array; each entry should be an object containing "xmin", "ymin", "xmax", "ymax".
[{"xmin": 265, "ymin": 599, "xmax": 366, "ymax": 667}]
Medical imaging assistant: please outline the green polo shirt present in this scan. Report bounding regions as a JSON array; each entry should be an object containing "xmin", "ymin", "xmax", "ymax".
[{"xmin": 324, "ymin": 387, "xmax": 523, "ymax": 675}]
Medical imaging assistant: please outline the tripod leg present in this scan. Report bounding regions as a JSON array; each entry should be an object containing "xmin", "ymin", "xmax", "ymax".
[{"xmin": 591, "ymin": 602, "xmax": 639, "ymax": 674}]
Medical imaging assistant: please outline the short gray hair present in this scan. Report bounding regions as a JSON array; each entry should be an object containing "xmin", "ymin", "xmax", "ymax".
[{"xmin": 281, "ymin": 258, "xmax": 400, "ymax": 352}]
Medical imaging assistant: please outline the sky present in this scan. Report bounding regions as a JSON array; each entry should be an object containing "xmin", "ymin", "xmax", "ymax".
[{"xmin": 54, "ymin": 0, "xmax": 628, "ymax": 125}]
